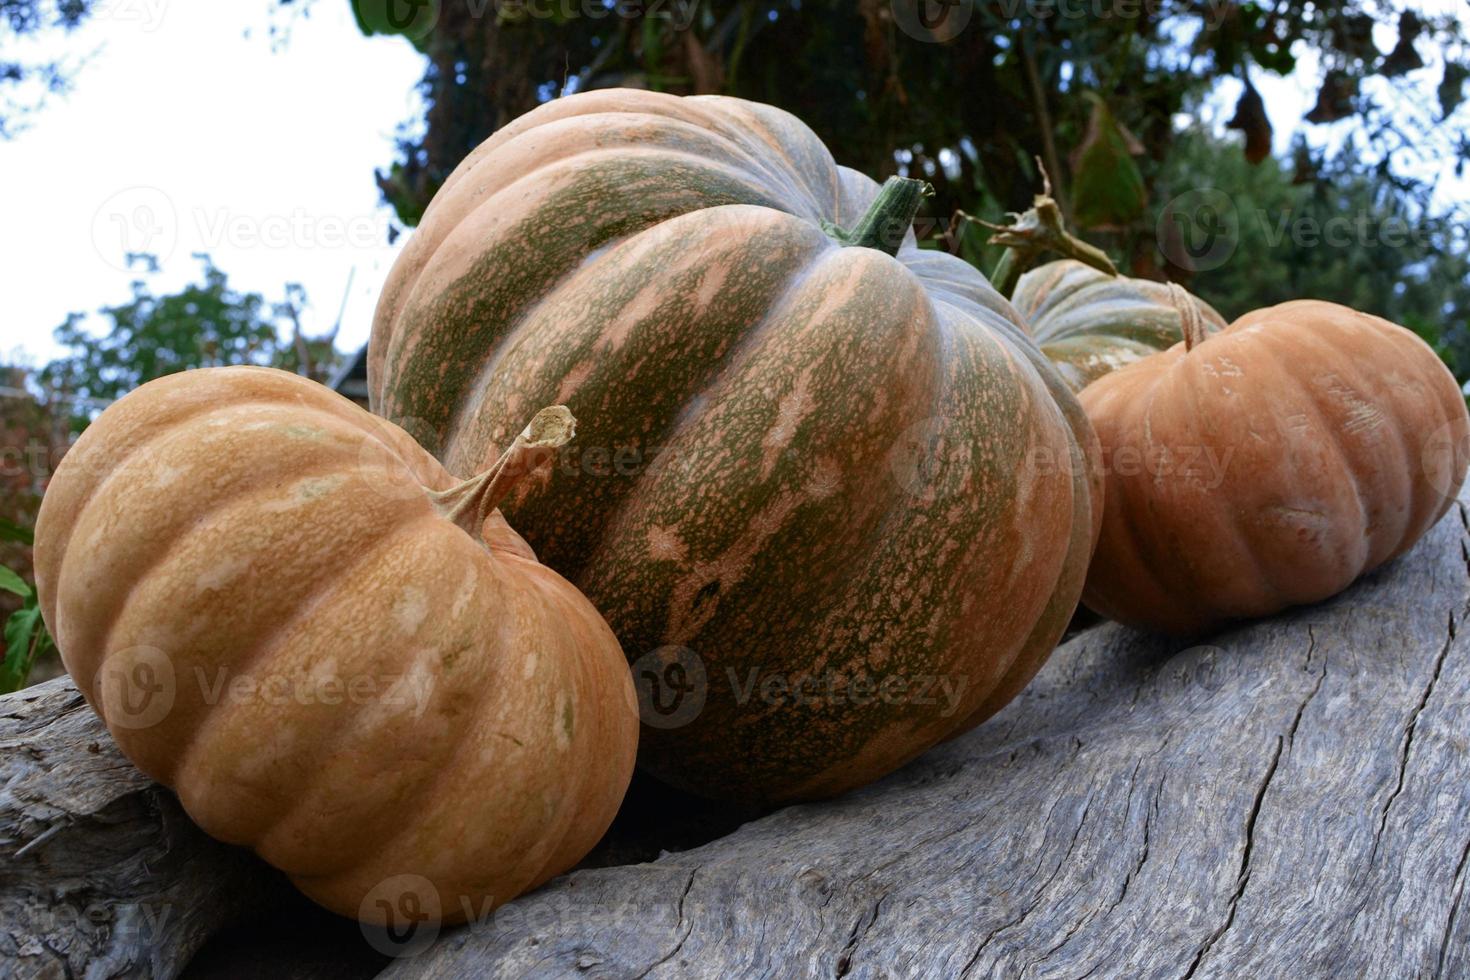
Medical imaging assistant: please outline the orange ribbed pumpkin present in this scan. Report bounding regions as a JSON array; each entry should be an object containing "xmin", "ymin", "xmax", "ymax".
[
  {"xmin": 1081, "ymin": 299, "xmax": 1470, "ymax": 635},
  {"xmin": 34, "ymin": 367, "xmax": 637, "ymax": 924}
]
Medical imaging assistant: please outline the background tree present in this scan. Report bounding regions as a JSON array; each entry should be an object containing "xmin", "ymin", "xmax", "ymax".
[
  {"xmin": 1, "ymin": 256, "xmax": 343, "ymax": 686},
  {"xmin": 1158, "ymin": 129, "xmax": 1470, "ymax": 382},
  {"xmin": 326, "ymin": 1, "xmax": 1469, "ymax": 243},
  {"xmin": 0, "ymin": 0, "xmax": 98, "ymax": 137},
  {"xmin": 38, "ymin": 253, "xmax": 342, "ymax": 432}
]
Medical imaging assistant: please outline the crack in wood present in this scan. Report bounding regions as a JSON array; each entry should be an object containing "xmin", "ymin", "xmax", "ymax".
[
  {"xmin": 1371, "ymin": 612, "xmax": 1455, "ymax": 862},
  {"xmin": 1180, "ymin": 734, "xmax": 1285, "ymax": 979},
  {"xmin": 834, "ymin": 894, "xmax": 885, "ymax": 978},
  {"xmin": 632, "ymin": 867, "xmax": 698, "ymax": 979}
]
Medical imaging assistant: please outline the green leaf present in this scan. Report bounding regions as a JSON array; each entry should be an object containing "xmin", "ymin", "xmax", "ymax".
[
  {"xmin": 1070, "ymin": 93, "xmax": 1147, "ymax": 230},
  {"xmin": 1, "ymin": 600, "xmax": 47, "ymax": 694},
  {"xmin": 0, "ymin": 565, "xmax": 31, "ymax": 599},
  {"xmin": 0, "ymin": 518, "xmax": 34, "ymax": 546}
]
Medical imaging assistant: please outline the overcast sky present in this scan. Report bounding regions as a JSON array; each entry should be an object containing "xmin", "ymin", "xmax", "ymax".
[
  {"xmin": 0, "ymin": 1, "xmax": 1463, "ymax": 372},
  {"xmin": 0, "ymin": 2, "xmax": 422, "ymax": 369}
]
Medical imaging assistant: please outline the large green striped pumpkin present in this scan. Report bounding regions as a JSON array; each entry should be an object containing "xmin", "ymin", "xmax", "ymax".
[
  {"xmin": 370, "ymin": 89, "xmax": 1101, "ymax": 803},
  {"xmin": 1014, "ymin": 260, "xmax": 1227, "ymax": 391}
]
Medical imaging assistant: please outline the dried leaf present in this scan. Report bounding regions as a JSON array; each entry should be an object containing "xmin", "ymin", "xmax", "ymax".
[
  {"xmin": 1381, "ymin": 11, "xmax": 1424, "ymax": 78},
  {"xmin": 1441, "ymin": 62, "xmax": 1468, "ymax": 118},
  {"xmin": 1069, "ymin": 93, "xmax": 1146, "ymax": 230},
  {"xmin": 1305, "ymin": 70, "xmax": 1358, "ymax": 124},
  {"xmin": 1227, "ymin": 78, "xmax": 1273, "ymax": 164}
]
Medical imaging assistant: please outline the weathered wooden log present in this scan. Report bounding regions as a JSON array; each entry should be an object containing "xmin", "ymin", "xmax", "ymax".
[
  {"xmin": 383, "ymin": 496, "xmax": 1470, "ymax": 979},
  {"xmin": 0, "ymin": 680, "xmax": 279, "ymax": 978},
  {"xmin": 7, "ymin": 493, "xmax": 1470, "ymax": 978}
]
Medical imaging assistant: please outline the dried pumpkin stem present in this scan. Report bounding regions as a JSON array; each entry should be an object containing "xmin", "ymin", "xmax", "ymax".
[
  {"xmin": 971, "ymin": 192, "xmax": 1120, "ymax": 299},
  {"xmin": 967, "ymin": 161, "xmax": 1118, "ymax": 298},
  {"xmin": 1168, "ymin": 283, "xmax": 1208, "ymax": 352},
  {"xmin": 431, "ymin": 405, "xmax": 576, "ymax": 537}
]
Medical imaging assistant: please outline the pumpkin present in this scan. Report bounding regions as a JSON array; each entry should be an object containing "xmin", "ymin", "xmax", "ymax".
[
  {"xmin": 1080, "ymin": 299, "xmax": 1470, "ymax": 636},
  {"xmin": 1012, "ymin": 260, "xmax": 1227, "ymax": 391},
  {"xmin": 33, "ymin": 366, "xmax": 637, "ymax": 924},
  {"xmin": 369, "ymin": 88, "xmax": 1102, "ymax": 803}
]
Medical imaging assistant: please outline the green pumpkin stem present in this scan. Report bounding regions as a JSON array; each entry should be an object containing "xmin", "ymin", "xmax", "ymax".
[
  {"xmin": 823, "ymin": 176, "xmax": 933, "ymax": 256},
  {"xmin": 431, "ymin": 405, "xmax": 575, "ymax": 538},
  {"xmin": 1168, "ymin": 283, "xmax": 1208, "ymax": 352}
]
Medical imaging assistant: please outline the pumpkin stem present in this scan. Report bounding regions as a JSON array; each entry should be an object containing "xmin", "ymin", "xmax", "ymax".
[
  {"xmin": 822, "ymin": 176, "xmax": 933, "ymax": 256},
  {"xmin": 1168, "ymin": 283, "xmax": 1208, "ymax": 352},
  {"xmin": 967, "ymin": 166, "xmax": 1119, "ymax": 297},
  {"xmin": 430, "ymin": 406, "xmax": 576, "ymax": 538}
]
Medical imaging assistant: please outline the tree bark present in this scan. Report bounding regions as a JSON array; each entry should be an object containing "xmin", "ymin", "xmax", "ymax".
[
  {"xmin": 0, "ymin": 681, "xmax": 294, "ymax": 978},
  {"xmin": 6, "ymin": 493, "xmax": 1470, "ymax": 978}
]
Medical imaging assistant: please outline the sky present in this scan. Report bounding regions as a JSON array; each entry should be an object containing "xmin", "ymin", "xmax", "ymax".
[
  {"xmin": 0, "ymin": 1, "xmax": 423, "ymax": 368},
  {"xmin": 0, "ymin": 1, "xmax": 1464, "ymax": 372}
]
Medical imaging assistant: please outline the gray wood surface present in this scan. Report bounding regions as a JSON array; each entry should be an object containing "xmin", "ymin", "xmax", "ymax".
[
  {"xmin": 6, "ymin": 494, "xmax": 1469, "ymax": 979},
  {"xmin": 0, "ymin": 680, "xmax": 292, "ymax": 978},
  {"xmin": 382, "ymin": 496, "xmax": 1470, "ymax": 979}
]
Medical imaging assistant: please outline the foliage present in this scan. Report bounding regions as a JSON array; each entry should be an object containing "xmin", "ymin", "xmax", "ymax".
[
  {"xmin": 322, "ymin": 0, "xmax": 1469, "ymax": 249},
  {"xmin": 0, "ymin": 0, "xmax": 96, "ymax": 137},
  {"xmin": 0, "ymin": 552, "xmax": 52, "ymax": 694},
  {"xmin": 39, "ymin": 254, "xmax": 342, "ymax": 431},
  {"xmin": 1156, "ymin": 130, "xmax": 1470, "ymax": 387}
]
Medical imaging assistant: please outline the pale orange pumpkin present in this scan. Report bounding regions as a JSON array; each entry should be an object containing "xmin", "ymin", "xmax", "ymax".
[
  {"xmin": 1081, "ymin": 298, "xmax": 1470, "ymax": 635},
  {"xmin": 33, "ymin": 366, "xmax": 637, "ymax": 924}
]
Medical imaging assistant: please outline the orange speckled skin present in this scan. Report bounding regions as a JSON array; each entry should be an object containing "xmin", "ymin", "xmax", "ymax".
[
  {"xmin": 1081, "ymin": 300, "xmax": 1470, "ymax": 636},
  {"xmin": 33, "ymin": 367, "xmax": 638, "ymax": 924}
]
